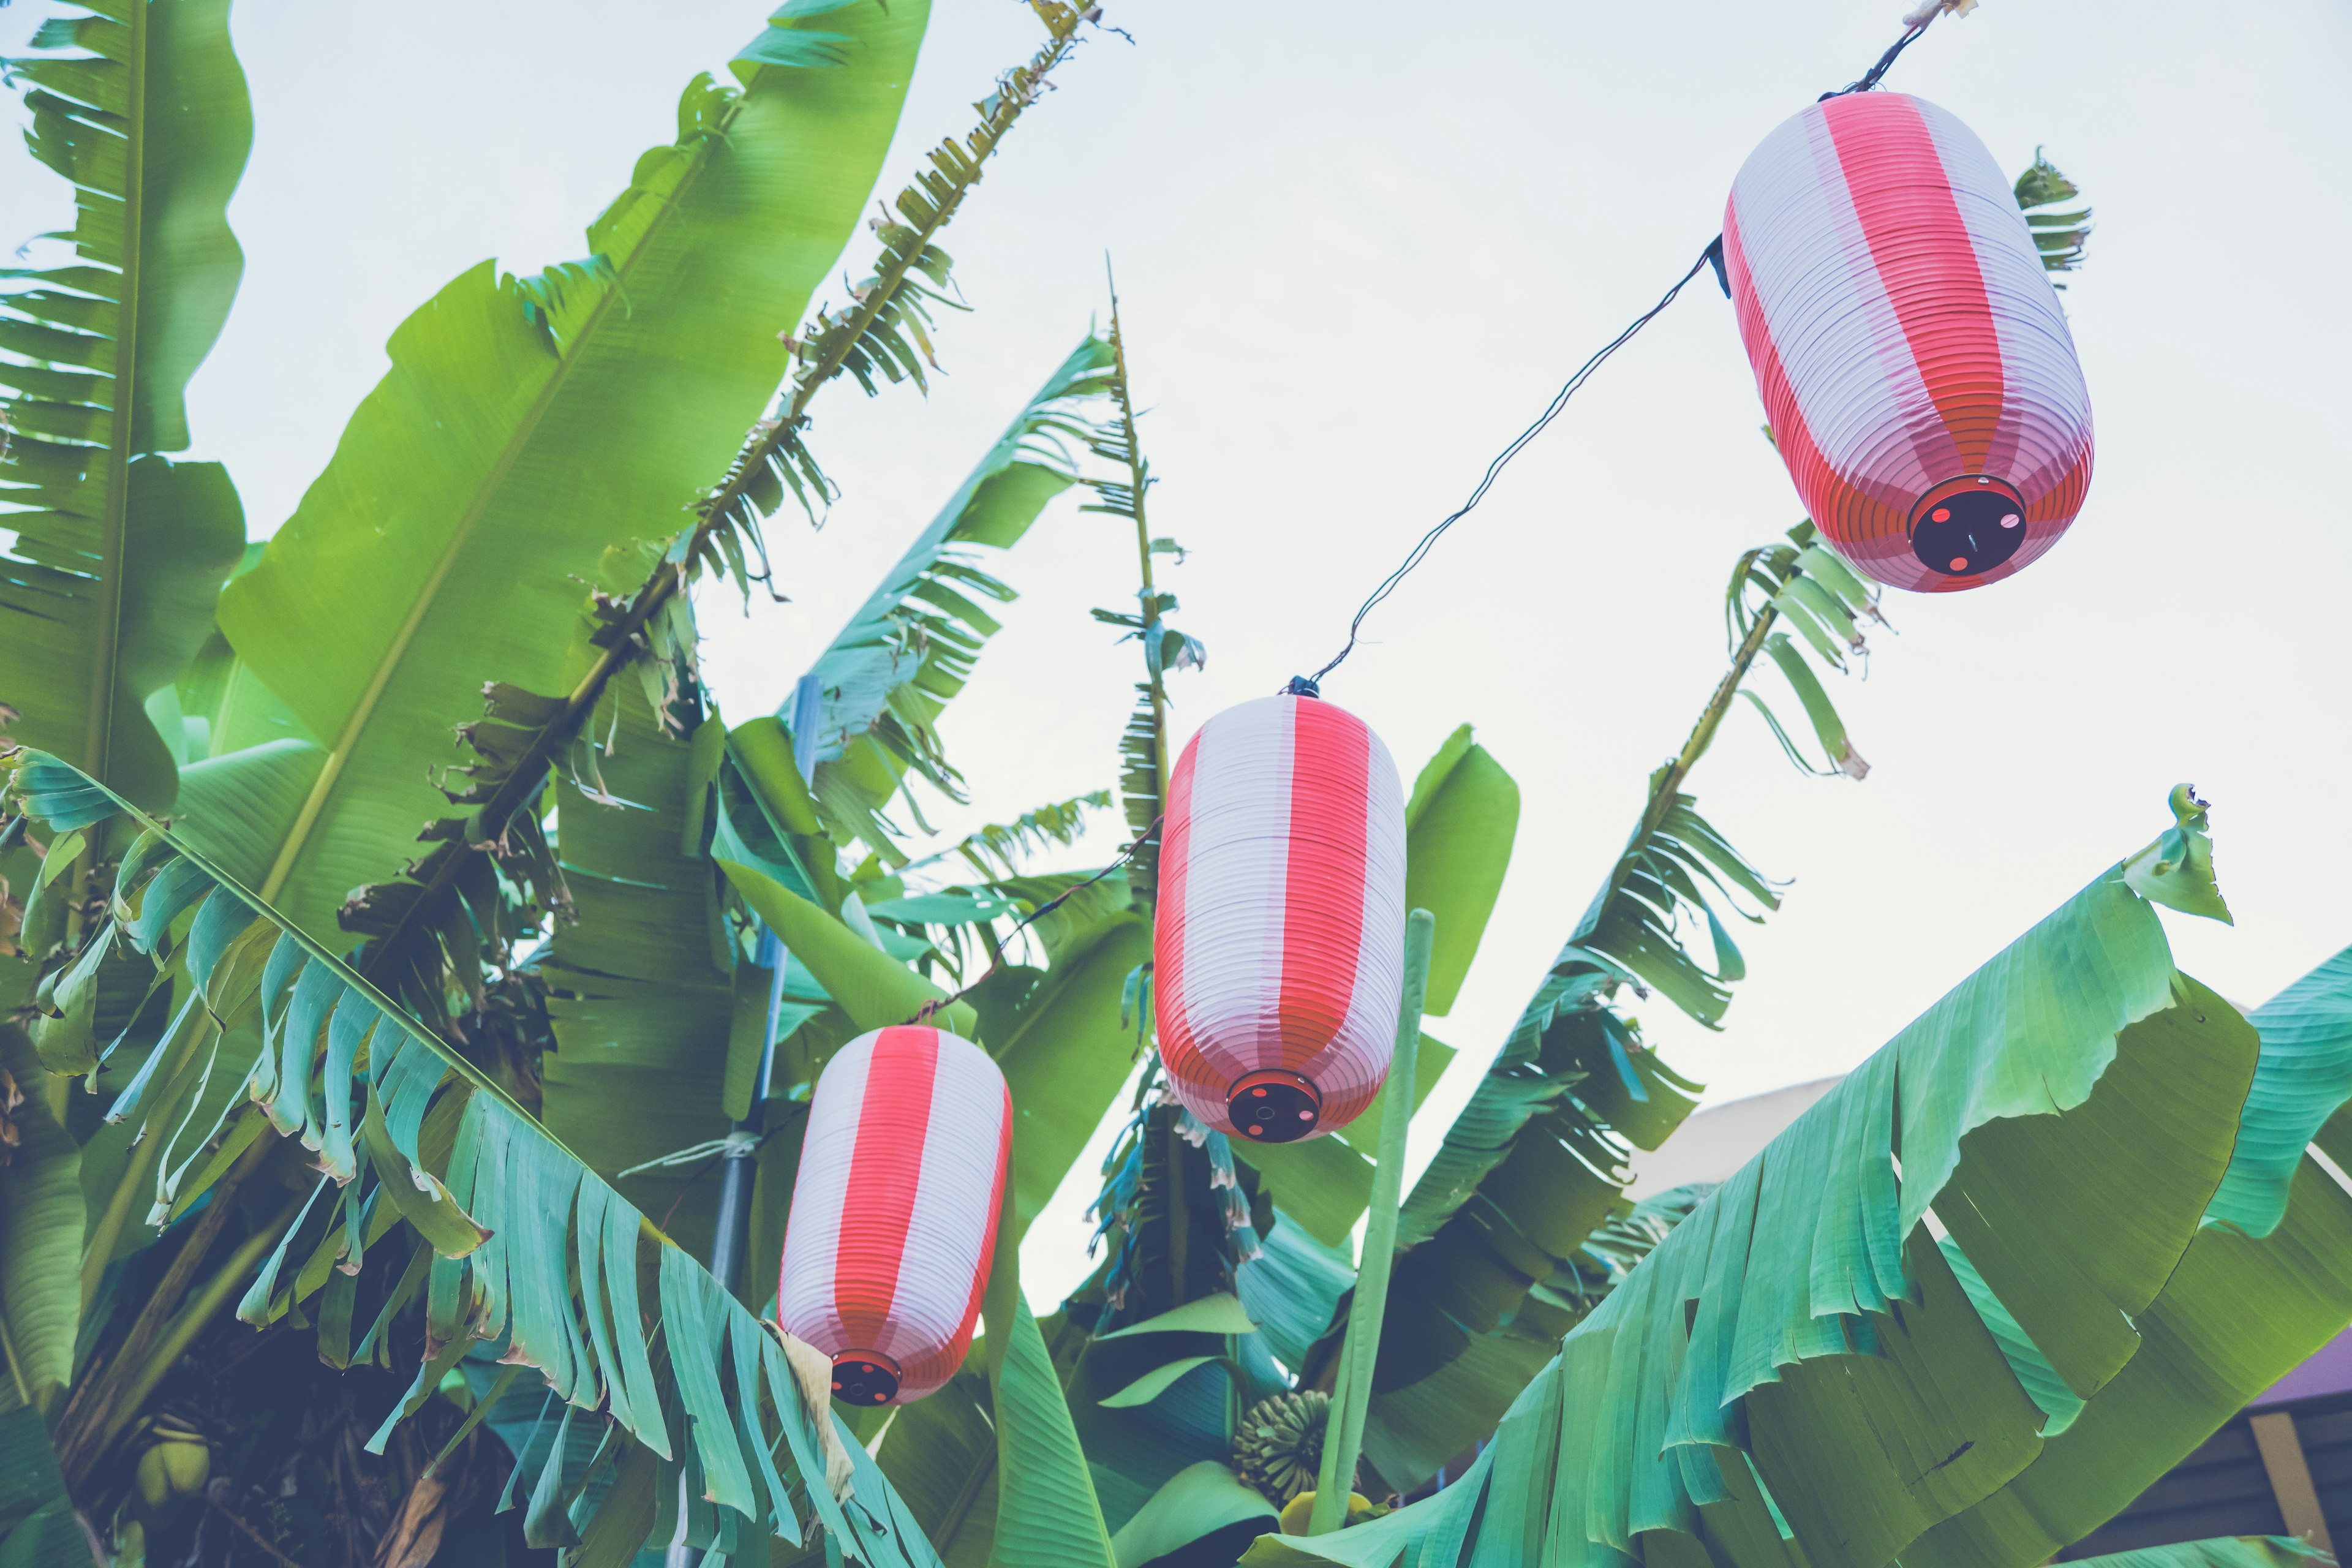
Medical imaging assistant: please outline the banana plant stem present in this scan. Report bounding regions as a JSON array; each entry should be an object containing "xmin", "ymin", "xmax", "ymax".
[
  {"xmin": 1309, "ymin": 908, "xmax": 1434, "ymax": 1534},
  {"xmin": 1654, "ymin": 600, "xmax": 1781, "ymax": 835}
]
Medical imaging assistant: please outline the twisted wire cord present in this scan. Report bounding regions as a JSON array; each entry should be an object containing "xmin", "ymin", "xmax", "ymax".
[{"xmin": 1298, "ymin": 7, "xmax": 1954, "ymax": 692}]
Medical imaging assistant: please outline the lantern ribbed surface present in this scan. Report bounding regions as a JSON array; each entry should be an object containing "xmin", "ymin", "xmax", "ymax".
[
  {"xmin": 777, "ymin": 1025, "xmax": 1011, "ymax": 1406},
  {"xmin": 1724, "ymin": 91, "xmax": 2094, "ymax": 593},
  {"xmin": 1155, "ymin": 693, "xmax": 1406, "ymax": 1144}
]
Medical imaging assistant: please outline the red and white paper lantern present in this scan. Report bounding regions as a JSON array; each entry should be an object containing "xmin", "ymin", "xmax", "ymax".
[
  {"xmin": 777, "ymin": 1025, "xmax": 1011, "ymax": 1405},
  {"xmin": 1154, "ymin": 693, "xmax": 1408, "ymax": 1144},
  {"xmin": 1724, "ymin": 91, "xmax": 2094, "ymax": 592}
]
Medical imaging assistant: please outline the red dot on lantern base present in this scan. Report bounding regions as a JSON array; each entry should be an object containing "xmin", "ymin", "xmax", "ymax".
[
  {"xmin": 1909, "ymin": 475, "xmax": 2028, "ymax": 580},
  {"xmin": 1227, "ymin": 1069, "xmax": 1321, "ymax": 1144}
]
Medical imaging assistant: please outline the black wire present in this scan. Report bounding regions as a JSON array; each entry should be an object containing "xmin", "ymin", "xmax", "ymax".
[
  {"xmin": 1295, "ymin": 8, "xmax": 1948, "ymax": 693},
  {"xmin": 1821, "ymin": 20, "xmax": 1928, "ymax": 100},
  {"xmin": 1302, "ymin": 247, "xmax": 1716, "ymax": 688}
]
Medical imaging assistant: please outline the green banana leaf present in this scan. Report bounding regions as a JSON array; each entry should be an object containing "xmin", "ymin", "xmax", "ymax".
[
  {"xmin": 539, "ymin": 680, "xmax": 748, "ymax": 1258},
  {"xmin": 0, "ymin": 1406, "xmax": 81, "ymax": 1566},
  {"xmin": 211, "ymin": 0, "xmax": 932, "ymax": 941},
  {"xmin": 1905, "ymin": 933, "xmax": 2352, "ymax": 1568},
  {"xmin": 1402, "ymin": 725, "xmax": 1520, "ymax": 1018},
  {"xmin": 721, "ymin": 859, "xmax": 978, "ymax": 1038},
  {"xmin": 1246, "ymin": 803, "xmax": 2352, "ymax": 1568},
  {"xmin": 0, "ymin": 0, "xmax": 252, "ymax": 810},
  {"xmin": 982, "ymin": 1188, "xmax": 1118, "ymax": 1568},
  {"xmin": 2209, "ymin": 943, "xmax": 2352, "ymax": 1237},
  {"xmin": 1110, "ymin": 1460, "xmax": 1279, "ymax": 1568},
  {"xmin": 790, "ymin": 334, "xmax": 1115, "ymax": 859},
  {"xmin": 5, "ymin": 748, "xmax": 944, "ymax": 1564},
  {"xmin": 0, "ymin": 1024, "xmax": 80, "ymax": 1417}
]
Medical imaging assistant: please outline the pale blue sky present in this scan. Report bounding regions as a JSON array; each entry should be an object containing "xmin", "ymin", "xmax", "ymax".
[{"xmin": 6, "ymin": 0, "xmax": 2348, "ymax": 1298}]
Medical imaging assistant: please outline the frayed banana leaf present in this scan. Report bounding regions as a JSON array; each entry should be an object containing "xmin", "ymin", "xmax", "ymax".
[
  {"xmin": 1908, "ymin": 927, "xmax": 2352, "ymax": 1568},
  {"xmin": 1248, "ymin": 797, "xmax": 2352, "ymax": 1568},
  {"xmin": 790, "ymin": 335, "xmax": 1115, "ymax": 860},
  {"xmin": 5, "ymin": 749, "xmax": 943, "ymax": 1565},
  {"xmin": 0, "ymin": 0, "xmax": 252, "ymax": 811},
  {"xmin": 209, "ymin": 0, "xmax": 931, "ymax": 945}
]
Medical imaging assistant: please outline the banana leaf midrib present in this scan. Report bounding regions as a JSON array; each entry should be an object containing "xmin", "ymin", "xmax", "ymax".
[
  {"xmin": 252, "ymin": 96, "xmax": 746, "ymax": 909},
  {"xmin": 81, "ymin": 0, "xmax": 146, "ymax": 792}
]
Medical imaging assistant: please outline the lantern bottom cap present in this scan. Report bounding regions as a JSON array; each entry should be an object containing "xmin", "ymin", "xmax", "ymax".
[
  {"xmin": 1907, "ymin": 475, "xmax": 2027, "ymax": 580},
  {"xmin": 1229, "ymin": 1069, "xmax": 1322, "ymax": 1144},
  {"xmin": 831, "ymin": 1349, "xmax": 903, "ymax": 1406}
]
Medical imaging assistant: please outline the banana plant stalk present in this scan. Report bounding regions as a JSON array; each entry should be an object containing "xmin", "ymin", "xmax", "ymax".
[{"xmin": 1309, "ymin": 908, "xmax": 1435, "ymax": 1534}]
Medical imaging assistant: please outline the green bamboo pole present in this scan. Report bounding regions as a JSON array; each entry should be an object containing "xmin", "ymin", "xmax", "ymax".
[{"xmin": 1309, "ymin": 908, "xmax": 1434, "ymax": 1535}]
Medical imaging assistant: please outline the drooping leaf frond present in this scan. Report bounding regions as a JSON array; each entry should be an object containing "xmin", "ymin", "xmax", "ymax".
[
  {"xmin": 4, "ymin": 747, "xmax": 943, "ymax": 1565},
  {"xmin": 791, "ymin": 335, "xmax": 1116, "ymax": 861}
]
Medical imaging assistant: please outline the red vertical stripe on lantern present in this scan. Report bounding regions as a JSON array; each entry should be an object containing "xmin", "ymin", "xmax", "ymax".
[
  {"xmin": 1823, "ymin": 94, "xmax": 2003, "ymax": 476},
  {"xmin": 1276, "ymin": 699, "xmax": 1368, "ymax": 1061},
  {"xmin": 834, "ymin": 1027, "xmax": 938, "ymax": 1349},
  {"xmin": 1156, "ymin": 738, "xmax": 1199, "ymax": 1085}
]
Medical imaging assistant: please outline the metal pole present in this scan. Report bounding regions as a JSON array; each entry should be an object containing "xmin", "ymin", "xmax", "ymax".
[
  {"xmin": 709, "ymin": 925, "xmax": 790, "ymax": 1298},
  {"xmin": 710, "ymin": 677, "xmax": 820, "ymax": 1298}
]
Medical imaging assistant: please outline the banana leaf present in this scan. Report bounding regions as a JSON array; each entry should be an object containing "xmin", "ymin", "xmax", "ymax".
[
  {"xmin": 1906, "ymin": 932, "xmax": 2352, "ymax": 1568},
  {"xmin": 0, "ymin": 1406, "xmax": 80, "ymax": 1565},
  {"xmin": 0, "ymin": 0, "xmax": 252, "ymax": 810},
  {"xmin": 982, "ymin": 1185, "xmax": 1118, "ymax": 1568},
  {"xmin": 1246, "ymin": 802, "xmax": 2352, "ymax": 1568},
  {"xmin": 211, "ymin": 0, "xmax": 932, "ymax": 943},
  {"xmin": 789, "ymin": 334, "xmax": 1115, "ymax": 859},
  {"xmin": 538, "ymin": 678, "xmax": 751, "ymax": 1261},
  {"xmin": 1402, "ymin": 725, "xmax": 1520, "ymax": 1018},
  {"xmin": 5, "ymin": 748, "xmax": 944, "ymax": 1564},
  {"xmin": 0, "ymin": 1023, "xmax": 80, "ymax": 1418}
]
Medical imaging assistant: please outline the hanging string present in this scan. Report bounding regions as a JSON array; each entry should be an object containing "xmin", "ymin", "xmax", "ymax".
[
  {"xmin": 902, "ymin": 815, "xmax": 1164, "ymax": 1025},
  {"xmin": 1299, "ymin": 247, "xmax": 1716, "ymax": 690},
  {"xmin": 1295, "ymin": 2, "xmax": 1965, "ymax": 693},
  {"xmin": 1822, "ymin": 17, "xmax": 1929, "ymax": 100}
]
